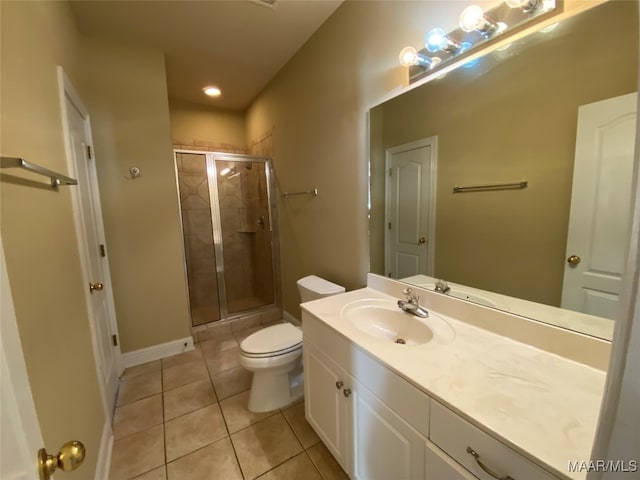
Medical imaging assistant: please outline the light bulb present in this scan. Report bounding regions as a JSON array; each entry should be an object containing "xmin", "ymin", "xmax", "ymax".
[
  {"xmin": 459, "ymin": 5, "xmax": 486, "ymax": 32},
  {"xmin": 399, "ymin": 46, "xmax": 419, "ymax": 66},
  {"xmin": 425, "ymin": 27, "xmax": 462, "ymax": 54},
  {"xmin": 398, "ymin": 46, "xmax": 441, "ymax": 69}
]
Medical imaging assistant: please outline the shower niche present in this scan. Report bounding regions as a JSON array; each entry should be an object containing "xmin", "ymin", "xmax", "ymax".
[{"xmin": 175, "ymin": 151, "xmax": 279, "ymax": 326}]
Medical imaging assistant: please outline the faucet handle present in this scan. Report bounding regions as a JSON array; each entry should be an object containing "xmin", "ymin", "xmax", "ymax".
[{"xmin": 402, "ymin": 287, "xmax": 418, "ymax": 303}]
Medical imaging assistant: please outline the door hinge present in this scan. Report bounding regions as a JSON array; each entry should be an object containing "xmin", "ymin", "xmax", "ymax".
[
  {"xmin": 86, "ymin": 145, "xmax": 93, "ymax": 160},
  {"xmin": 388, "ymin": 222, "xmax": 391, "ymax": 230},
  {"xmin": 112, "ymin": 334, "xmax": 118, "ymax": 347},
  {"xmin": 388, "ymin": 168, "xmax": 392, "ymax": 177},
  {"xmin": 99, "ymin": 244, "xmax": 106, "ymax": 257}
]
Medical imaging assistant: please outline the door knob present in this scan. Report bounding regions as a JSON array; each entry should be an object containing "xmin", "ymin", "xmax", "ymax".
[
  {"xmin": 89, "ymin": 282, "xmax": 104, "ymax": 293},
  {"xmin": 418, "ymin": 237, "xmax": 426, "ymax": 244},
  {"xmin": 567, "ymin": 255, "xmax": 581, "ymax": 266},
  {"xmin": 38, "ymin": 440, "xmax": 86, "ymax": 480}
]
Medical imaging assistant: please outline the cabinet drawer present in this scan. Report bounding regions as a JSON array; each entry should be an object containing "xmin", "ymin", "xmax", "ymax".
[
  {"xmin": 425, "ymin": 440, "xmax": 478, "ymax": 480},
  {"xmin": 430, "ymin": 401, "xmax": 558, "ymax": 480}
]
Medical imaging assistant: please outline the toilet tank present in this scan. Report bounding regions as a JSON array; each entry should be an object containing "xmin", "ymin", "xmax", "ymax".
[{"xmin": 297, "ymin": 275, "xmax": 345, "ymax": 302}]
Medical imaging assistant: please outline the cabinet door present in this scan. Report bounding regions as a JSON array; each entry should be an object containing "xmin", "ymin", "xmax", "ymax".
[
  {"xmin": 351, "ymin": 380, "xmax": 425, "ymax": 480},
  {"xmin": 304, "ymin": 341, "xmax": 350, "ymax": 471},
  {"xmin": 425, "ymin": 440, "xmax": 478, "ymax": 480}
]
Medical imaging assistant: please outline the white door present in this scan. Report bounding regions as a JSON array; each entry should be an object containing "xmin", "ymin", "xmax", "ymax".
[
  {"xmin": 1, "ymin": 237, "xmax": 44, "ymax": 480},
  {"xmin": 561, "ymin": 92, "xmax": 638, "ymax": 318},
  {"xmin": 385, "ymin": 138, "xmax": 437, "ymax": 279},
  {"xmin": 58, "ymin": 68, "xmax": 120, "ymax": 414},
  {"xmin": 304, "ymin": 342, "xmax": 350, "ymax": 472}
]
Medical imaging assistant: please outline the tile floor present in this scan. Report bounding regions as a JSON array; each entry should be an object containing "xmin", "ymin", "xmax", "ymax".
[{"xmin": 108, "ymin": 323, "xmax": 349, "ymax": 480}]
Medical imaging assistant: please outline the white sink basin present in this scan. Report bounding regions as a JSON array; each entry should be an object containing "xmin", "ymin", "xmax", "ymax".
[{"xmin": 340, "ymin": 299, "xmax": 455, "ymax": 346}]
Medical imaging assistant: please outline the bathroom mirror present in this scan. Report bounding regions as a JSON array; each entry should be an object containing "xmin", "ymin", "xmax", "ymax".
[{"xmin": 369, "ymin": 1, "xmax": 638, "ymax": 341}]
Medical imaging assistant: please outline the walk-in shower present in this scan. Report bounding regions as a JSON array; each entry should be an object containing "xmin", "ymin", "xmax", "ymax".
[{"xmin": 174, "ymin": 151, "xmax": 280, "ymax": 326}]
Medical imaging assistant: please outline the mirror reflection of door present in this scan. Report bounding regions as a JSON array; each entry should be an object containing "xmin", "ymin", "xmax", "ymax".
[
  {"xmin": 561, "ymin": 92, "xmax": 638, "ymax": 317},
  {"xmin": 385, "ymin": 137, "xmax": 437, "ymax": 279}
]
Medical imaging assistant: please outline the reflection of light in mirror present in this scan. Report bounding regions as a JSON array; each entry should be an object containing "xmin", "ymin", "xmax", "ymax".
[
  {"xmin": 460, "ymin": 42, "xmax": 480, "ymax": 68},
  {"xmin": 540, "ymin": 22, "xmax": 559, "ymax": 33},
  {"xmin": 506, "ymin": 0, "xmax": 539, "ymax": 13}
]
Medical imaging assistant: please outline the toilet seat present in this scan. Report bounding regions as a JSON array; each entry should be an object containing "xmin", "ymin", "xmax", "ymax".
[{"xmin": 240, "ymin": 323, "xmax": 302, "ymax": 358}]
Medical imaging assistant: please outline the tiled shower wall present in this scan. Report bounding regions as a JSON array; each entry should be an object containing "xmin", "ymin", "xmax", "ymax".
[{"xmin": 176, "ymin": 153, "xmax": 220, "ymax": 326}]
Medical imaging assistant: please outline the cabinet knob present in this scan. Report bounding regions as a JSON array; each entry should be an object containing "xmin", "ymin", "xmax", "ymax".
[
  {"xmin": 335, "ymin": 381, "xmax": 343, "ymax": 390},
  {"xmin": 466, "ymin": 446, "xmax": 514, "ymax": 480},
  {"xmin": 343, "ymin": 388, "xmax": 352, "ymax": 398}
]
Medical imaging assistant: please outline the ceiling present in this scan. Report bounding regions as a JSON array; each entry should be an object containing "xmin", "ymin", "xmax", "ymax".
[{"xmin": 70, "ymin": 0, "xmax": 343, "ymax": 111}]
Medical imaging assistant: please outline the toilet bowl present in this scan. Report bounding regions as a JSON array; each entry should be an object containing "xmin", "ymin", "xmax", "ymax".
[{"xmin": 239, "ymin": 275, "xmax": 345, "ymax": 412}]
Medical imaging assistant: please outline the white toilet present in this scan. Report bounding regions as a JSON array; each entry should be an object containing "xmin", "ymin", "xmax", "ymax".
[{"xmin": 239, "ymin": 275, "xmax": 345, "ymax": 412}]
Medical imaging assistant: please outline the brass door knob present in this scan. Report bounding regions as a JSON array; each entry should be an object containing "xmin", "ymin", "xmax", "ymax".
[
  {"xmin": 38, "ymin": 440, "xmax": 86, "ymax": 480},
  {"xmin": 89, "ymin": 282, "xmax": 103, "ymax": 293},
  {"xmin": 567, "ymin": 255, "xmax": 581, "ymax": 266},
  {"xmin": 418, "ymin": 237, "xmax": 426, "ymax": 244}
]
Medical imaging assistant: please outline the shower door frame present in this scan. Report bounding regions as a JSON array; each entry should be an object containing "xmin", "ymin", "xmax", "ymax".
[{"xmin": 173, "ymin": 149, "xmax": 282, "ymax": 324}]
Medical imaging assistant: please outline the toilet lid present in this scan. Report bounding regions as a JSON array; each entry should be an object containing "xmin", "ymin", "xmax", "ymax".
[{"xmin": 240, "ymin": 323, "xmax": 302, "ymax": 357}]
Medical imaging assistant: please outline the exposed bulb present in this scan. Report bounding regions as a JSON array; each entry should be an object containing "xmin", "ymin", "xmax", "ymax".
[
  {"xmin": 459, "ymin": 5, "xmax": 504, "ymax": 37},
  {"xmin": 398, "ymin": 46, "xmax": 441, "ymax": 69},
  {"xmin": 459, "ymin": 5, "xmax": 486, "ymax": 32},
  {"xmin": 425, "ymin": 27, "xmax": 462, "ymax": 54},
  {"xmin": 399, "ymin": 46, "xmax": 419, "ymax": 66}
]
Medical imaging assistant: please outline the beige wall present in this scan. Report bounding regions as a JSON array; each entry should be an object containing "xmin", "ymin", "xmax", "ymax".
[
  {"xmin": 169, "ymin": 98, "xmax": 246, "ymax": 152},
  {"xmin": 245, "ymin": 1, "xmax": 498, "ymax": 318},
  {"xmin": 78, "ymin": 36, "xmax": 191, "ymax": 353},
  {"xmin": 0, "ymin": 1, "xmax": 105, "ymax": 477},
  {"xmin": 372, "ymin": 1, "xmax": 638, "ymax": 306}
]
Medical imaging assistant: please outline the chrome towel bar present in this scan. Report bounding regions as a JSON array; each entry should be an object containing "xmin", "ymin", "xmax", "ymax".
[
  {"xmin": 282, "ymin": 188, "xmax": 318, "ymax": 198},
  {"xmin": 1, "ymin": 157, "xmax": 78, "ymax": 188},
  {"xmin": 453, "ymin": 181, "xmax": 528, "ymax": 193}
]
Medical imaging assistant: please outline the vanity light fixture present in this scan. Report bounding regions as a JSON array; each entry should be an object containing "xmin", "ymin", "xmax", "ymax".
[
  {"xmin": 459, "ymin": 5, "xmax": 506, "ymax": 38},
  {"xmin": 400, "ymin": 0, "xmax": 557, "ymax": 84},
  {"xmin": 203, "ymin": 86, "xmax": 221, "ymax": 97},
  {"xmin": 399, "ymin": 46, "xmax": 441, "ymax": 69},
  {"xmin": 425, "ymin": 28, "xmax": 463, "ymax": 54}
]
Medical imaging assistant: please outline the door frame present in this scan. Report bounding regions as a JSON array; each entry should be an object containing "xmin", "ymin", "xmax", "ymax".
[
  {"xmin": 57, "ymin": 66, "xmax": 122, "ymax": 414},
  {"xmin": 384, "ymin": 137, "xmax": 438, "ymax": 278}
]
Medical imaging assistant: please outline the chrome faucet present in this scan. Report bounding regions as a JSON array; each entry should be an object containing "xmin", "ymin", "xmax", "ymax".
[
  {"xmin": 397, "ymin": 288, "xmax": 429, "ymax": 318},
  {"xmin": 434, "ymin": 279, "xmax": 451, "ymax": 294}
]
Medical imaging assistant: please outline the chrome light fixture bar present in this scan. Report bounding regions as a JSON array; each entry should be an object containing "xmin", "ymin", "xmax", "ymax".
[{"xmin": 401, "ymin": 0, "xmax": 556, "ymax": 84}]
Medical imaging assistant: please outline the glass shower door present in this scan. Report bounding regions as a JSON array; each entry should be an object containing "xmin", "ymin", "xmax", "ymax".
[{"xmin": 214, "ymin": 157, "xmax": 275, "ymax": 314}]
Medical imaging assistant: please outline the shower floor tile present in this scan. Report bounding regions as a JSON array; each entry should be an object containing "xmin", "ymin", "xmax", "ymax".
[{"xmin": 109, "ymin": 325, "xmax": 348, "ymax": 480}]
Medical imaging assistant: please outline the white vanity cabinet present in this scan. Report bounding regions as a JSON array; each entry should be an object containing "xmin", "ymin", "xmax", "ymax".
[
  {"xmin": 302, "ymin": 309, "xmax": 563, "ymax": 480},
  {"xmin": 303, "ymin": 314, "xmax": 428, "ymax": 480}
]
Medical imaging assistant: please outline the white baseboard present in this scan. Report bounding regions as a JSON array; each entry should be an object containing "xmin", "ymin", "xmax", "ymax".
[
  {"xmin": 95, "ymin": 419, "xmax": 113, "ymax": 480},
  {"xmin": 121, "ymin": 336, "xmax": 194, "ymax": 368},
  {"xmin": 283, "ymin": 310, "xmax": 301, "ymax": 326}
]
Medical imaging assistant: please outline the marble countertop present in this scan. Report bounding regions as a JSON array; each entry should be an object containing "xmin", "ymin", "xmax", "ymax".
[{"xmin": 301, "ymin": 287, "xmax": 606, "ymax": 480}]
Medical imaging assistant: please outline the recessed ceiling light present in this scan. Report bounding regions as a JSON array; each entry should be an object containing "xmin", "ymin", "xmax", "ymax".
[{"xmin": 203, "ymin": 86, "xmax": 221, "ymax": 97}]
